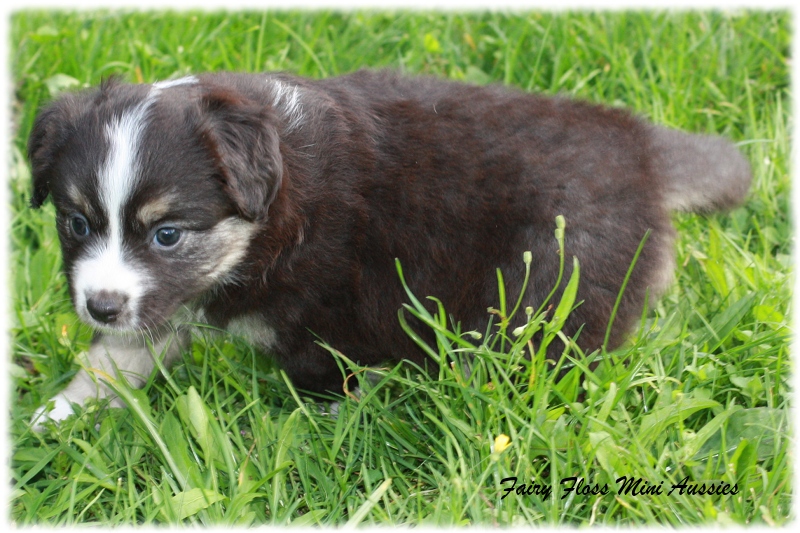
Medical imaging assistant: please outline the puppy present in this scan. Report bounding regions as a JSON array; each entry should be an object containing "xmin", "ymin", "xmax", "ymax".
[{"xmin": 27, "ymin": 70, "xmax": 750, "ymax": 427}]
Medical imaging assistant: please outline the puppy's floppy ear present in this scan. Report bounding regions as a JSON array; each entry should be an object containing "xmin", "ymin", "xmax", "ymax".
[
  {"xmin": 198, "ymin": 87, "xmax": 283, "ymax": 222},
  {"xmin": 28, "ymin": 99, "xmax": 75, "ymax": 208}
]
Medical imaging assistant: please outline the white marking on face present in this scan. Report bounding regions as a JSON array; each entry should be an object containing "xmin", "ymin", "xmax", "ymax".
[
  {"xmin": 102, "ymin": 99, "xmax": 151, "ymax": 238},
  {"xmin": 73, "ymin": 90, "xmax": 160, "ymax": 329},
  {"xmin": 269, "ymin": 79, "xmax": 304, "ymax": 131},
  {"xmin": 73, "ymin": 244, "xmax": 147, "ymax": 329}
]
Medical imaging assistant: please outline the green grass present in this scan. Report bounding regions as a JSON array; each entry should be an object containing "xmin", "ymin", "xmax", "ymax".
[{"xmin": 9, "ymin": 9, "xmax": 791, "ymax": 526}]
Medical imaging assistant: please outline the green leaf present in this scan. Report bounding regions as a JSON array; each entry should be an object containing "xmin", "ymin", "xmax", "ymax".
[
  {"xmin": 753, "ymin": 304, "xmax": 785, "ymax": 324},
  {"xmin": 704, "ymin": 259, "xmax": 729, "ymax": 298},
  {"xmin": 275, "ymin": 408, "xmax": 300, "ymax": 471},
  {"xmin": 227, "ymin": 491, "xmax": 268, "ymax": 524},
  {"xmin": 678, "ymin": 404, "xmax": 742, "ymax": 462},
  {"xmin": 589, "ymin": 382, "xmax": 618, "ymax": 432},
  {"xmin": 730, "ymin": 438, "xmax": 757, "ymax": 482},
  {"xmin": 176, "ymin": 386, "xmax": 213, "ymax": 460},
  {"xmin": 464, "ymin": 65, "xmax": 492, "ymax": 85},
  {"xmin": 270, "ymin": 408, "xmax": 301, "ymax": 518},
  {"xmin": 29, "ymin": 25, "xmax": 60, "ymax": 43},
  {"xmin": 160, "ymin": 412, "xmax": 201, "ymax": 490},
  {"xmin": 546, "ymin": 256, "xmax": 580, "ymax": 335},
  {"xmin": 170, "ymin": 488, "xmax": 226, "ymax": 520},
  {"xmin": 423, "ymin": 33, "xmax": 441, "ymax": 53},
  {"xmin": 44, "ymin": 73, "xmax": 81, "ymax": 97},
  {"xmin": 345, "ymin": 478, "xmax": 392, "ymax": 527},
  {"xmin": 9, "ymin": 363, "xmax": 29, "ymax": 380},
  {"xmin": 638, "ymin": 396, "xmax": 719, "ymax": 447},
  {"xmin": 291, "ymin": 509, "xmax": 329, "ymax": 526},
  {"xmin": 695, "ymin": 407, "xmax": 786, "ymax": 462},
  {"xmin": 12, "ymin": 445, "xmax": 64, "ymax": 490},
  {"xmin": 693, "ymin": 293, "xmax": 756, "ymax": 351},
  {"xmin": 70, "ymin": 438, "xmax": 112, "ymax": 486}
]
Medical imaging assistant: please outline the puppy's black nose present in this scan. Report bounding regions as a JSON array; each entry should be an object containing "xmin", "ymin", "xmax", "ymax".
[{"xmin": 86, "ymin": 292, "xmax": 128, "ymax": 324}]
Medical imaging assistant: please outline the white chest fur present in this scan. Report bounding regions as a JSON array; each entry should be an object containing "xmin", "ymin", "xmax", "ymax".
[{"xmin": 226, "ymin": 314, "xmax": 279, "ymax": 352}]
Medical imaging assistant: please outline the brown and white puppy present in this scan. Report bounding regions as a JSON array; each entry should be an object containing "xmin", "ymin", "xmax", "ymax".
[{"xmin": 27, "ymin": 70, "xmax": 751, "ymax": 427}]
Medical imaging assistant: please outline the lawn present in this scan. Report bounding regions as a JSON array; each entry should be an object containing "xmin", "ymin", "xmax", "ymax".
[{"xmin": 8, "ymin": 9, "xmax": 791, "ymax": 526}]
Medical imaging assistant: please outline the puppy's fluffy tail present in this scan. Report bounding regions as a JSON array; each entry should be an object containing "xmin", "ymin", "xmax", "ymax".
[{"xmin": 648, "ymin": 125, "xmax": 752, "ymax": 213}]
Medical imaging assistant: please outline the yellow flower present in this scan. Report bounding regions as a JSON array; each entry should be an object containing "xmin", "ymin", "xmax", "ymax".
[{"xmin": 492, "ymin": 434, "xmax": 511, "ymax": 454}]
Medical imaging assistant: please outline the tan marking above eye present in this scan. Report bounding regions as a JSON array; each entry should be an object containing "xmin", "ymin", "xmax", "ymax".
[
  {"xmin": 136, "ymin": 196, "xmax": 175, "ymax": 226},
  {"xmin": 67, "ymin": 183, "xmax": 92, "ymax": 216}
]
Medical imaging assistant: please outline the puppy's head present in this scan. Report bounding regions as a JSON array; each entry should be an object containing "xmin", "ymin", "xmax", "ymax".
[{"xmin": 28, "ymin": 76, "xmax": 282, "ymax": 332}]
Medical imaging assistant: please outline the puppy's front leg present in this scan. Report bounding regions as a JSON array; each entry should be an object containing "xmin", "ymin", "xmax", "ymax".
[{"xmin": 31, "ymin": 329, "xmax": 185, "ymax": 430}]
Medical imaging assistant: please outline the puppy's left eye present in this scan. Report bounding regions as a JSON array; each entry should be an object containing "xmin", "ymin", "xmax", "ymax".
[
  {"xmin": 70, "ymin": 214, "xmax": 90, "ymax": 239},
  {"xmin": 153, "ymin": 227, "xmax": 182, "ymax": 247}
]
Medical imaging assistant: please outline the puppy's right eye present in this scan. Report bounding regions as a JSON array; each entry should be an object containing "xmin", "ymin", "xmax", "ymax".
[
  {"xmin": 154, "ymin": 227, "xmax": 182, "ymax": 248},
  {"xmin": 70, "ymin": 214, "xmax": 90, "ymax": 239}
]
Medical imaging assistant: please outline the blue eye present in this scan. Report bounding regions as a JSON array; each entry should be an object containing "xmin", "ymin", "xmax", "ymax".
[
  {"xmin": 154, "ymin": 227, "xmax": 182, "ymax": 247},
  {"xmin": 70, "ymin": 214, "xmax": 90, "ymax": 238}
]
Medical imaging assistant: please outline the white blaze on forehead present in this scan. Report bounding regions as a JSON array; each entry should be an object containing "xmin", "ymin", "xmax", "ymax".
[
  {"xmin": 73, "ymin": 90, "xmax": 160, "ymax": 328},
  {"xmin": 99, "ymin": 78, "xmax": 196, "ymax": 222},
  {"xmin": 101, "ymin": 98, "xmax": 152, "ymax": 227}
]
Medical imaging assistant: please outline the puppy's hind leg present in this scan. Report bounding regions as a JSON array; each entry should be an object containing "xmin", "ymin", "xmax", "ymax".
[{"xmin": 30, "ymin": 328, "xmax": 186, "ymax": 430}]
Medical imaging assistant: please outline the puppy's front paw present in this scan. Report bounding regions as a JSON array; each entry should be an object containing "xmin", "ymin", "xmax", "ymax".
[{"xmin": 30, "ymin": 394, "xmax": 75, "ymax": 432}]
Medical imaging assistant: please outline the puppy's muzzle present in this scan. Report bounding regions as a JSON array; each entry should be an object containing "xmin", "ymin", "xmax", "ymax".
[{"xmin": 86, "ymin": 291, "xmax": 129, "ymax": 324}]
